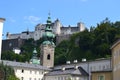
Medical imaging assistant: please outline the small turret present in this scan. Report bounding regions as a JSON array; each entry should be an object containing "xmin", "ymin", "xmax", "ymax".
[
  {"xmin": 53, "ymin": 18, "xmax": 61, "ymax": 35},
  {"xmin": 77, "ymin": 22, "xmax": 85, "ymax": 32},
  {"xmin": 30, "ymin": 48, "xmax": 40, "ymax": 64}
]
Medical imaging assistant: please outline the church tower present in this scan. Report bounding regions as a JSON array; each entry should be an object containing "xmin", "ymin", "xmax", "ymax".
[{"xmin": 40, "ymin": 14, "xmax": 55, "ymax": 68}]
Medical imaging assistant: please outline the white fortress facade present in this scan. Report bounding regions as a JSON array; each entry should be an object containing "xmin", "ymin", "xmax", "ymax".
[{"xmin": 6, "ymin": 19, "xmax": 85, "ymax": 41}]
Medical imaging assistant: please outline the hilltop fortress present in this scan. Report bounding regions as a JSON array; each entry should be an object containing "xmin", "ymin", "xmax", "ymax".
[{"xmin": 6, "ymin": 19, "xmax": 85, "ymax": 44}]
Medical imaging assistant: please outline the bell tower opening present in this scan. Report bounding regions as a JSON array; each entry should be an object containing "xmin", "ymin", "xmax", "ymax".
[{"xmin": 47, "ymin": 54, "xmax": 50, "ymax": 60}]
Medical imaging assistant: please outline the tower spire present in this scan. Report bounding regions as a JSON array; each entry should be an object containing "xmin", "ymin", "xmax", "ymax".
[
  {"xmin": 30, "ymin": 48, "xmax": 40, "ymax": 64},
  {"xmin": 42, "ymin": 14, "xmax": 55, "ymax": 46}
]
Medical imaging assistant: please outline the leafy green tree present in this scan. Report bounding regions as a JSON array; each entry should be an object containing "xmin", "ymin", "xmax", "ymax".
[
  {"xmin": 1, "ymin": 51, "xmax": 26, "ymax": 62},
  {"xmin": 7, "ymin": 75, "xmax": 20, "ymax": 80},
  {"xmin": 54, "ymin": 40, "xmax": 70, "ymax": 65},
  {"xmin": 0, "ymin": 62, "xmax": 19, "ymax": 80}
]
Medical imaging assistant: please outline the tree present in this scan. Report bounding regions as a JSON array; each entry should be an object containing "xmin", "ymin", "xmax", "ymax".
[
  {"xmin": 1, "ymin": 51, "xmax": 26, "ymax": 62},
  {"xmin": 0, "ymin": 62, "xmax": 20, "ymax": 80}
]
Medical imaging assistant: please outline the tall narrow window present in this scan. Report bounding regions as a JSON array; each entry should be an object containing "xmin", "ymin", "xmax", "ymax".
[
  {"xmin": 47, "ymin": 54, "xmax": 50, "ymax": 60},
  {"xmin": 21, "ymin": 77, "xmax": 24, "ymax": 80},
  {"xmin": 22, "ymin": 69, "xmax": 24, "ymax": 73},
  {"xmin": 30, "ymin": 70, "xmax": 32, "ymax": 74},
  {"xmin": 29, "ymin": 78, "xmax": 31, "ymax": 80}
]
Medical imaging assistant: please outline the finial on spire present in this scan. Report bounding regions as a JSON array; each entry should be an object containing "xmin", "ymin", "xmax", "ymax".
[
  {"xmin": 48, "ymin": 12, "xmax": 50, "ymax": 16},
  {"xmin": 27, "ymin": 27, "xmax": 29, "ymax": 31},
  {"xmin": 48, "ymin": 11, "xmax": 51, "ymax": 16}
]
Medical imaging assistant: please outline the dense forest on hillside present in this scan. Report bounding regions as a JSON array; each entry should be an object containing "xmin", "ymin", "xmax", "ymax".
[{"xmin": 2, "ymin": 18, "xmax": 120, "ymax": 65}]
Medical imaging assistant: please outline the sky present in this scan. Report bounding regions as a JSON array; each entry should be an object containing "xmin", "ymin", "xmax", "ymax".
[{"xmin": 0, "ymin": 0, "xmax": 120, "ymax": 39}]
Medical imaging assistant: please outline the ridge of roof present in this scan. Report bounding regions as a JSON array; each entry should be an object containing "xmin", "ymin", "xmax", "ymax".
[
  {"xmin": 1, "ymin": 60, "xmax": 50, "ymax": 70},
  {"xmin": 110, "ymin": 38, "xmax": 120, "ymax": 49},
  {"xmin": 45, "ymin": 66, "xmax": 88, "ymax": 76}
]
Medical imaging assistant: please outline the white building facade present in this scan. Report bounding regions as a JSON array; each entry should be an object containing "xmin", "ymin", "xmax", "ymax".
[
  {"xmin": 2, "ymin": 60, "xmax": 50, "ymax": 80},
  {"xmin": 0, "ymin": 18, "xmax": 5, "ymax": 60}
]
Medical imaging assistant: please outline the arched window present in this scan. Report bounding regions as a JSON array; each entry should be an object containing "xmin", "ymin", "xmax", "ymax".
[{"xmin": 47, "ymin": 54, "xmax": 50, "ymax": 60}]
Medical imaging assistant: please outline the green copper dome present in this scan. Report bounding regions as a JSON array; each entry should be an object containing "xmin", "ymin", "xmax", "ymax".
[
  {"xmin": 33, "ymin": 48, "xmax": 37, "ymax": 54},
  {"xmin": 42, "ymin": 14, "xmax": 55, "ymax": 46},
  {"xmin": 43, "ymin": 32, "xmax": 55, "ymax": 38},
  {"xmin": 30, "ymin": 59, "xmax": 40, "ymax": 64},
  {"xmin": 47, "ymin": 16, "xmax": 51, "ymax": 24},
  {"xmin": 30, "ymin": 48, "xmax": 40, "ymax": 64},
  {"xmin": 42, "ymin": 40, "xmax": 55, "ymax": 46}
]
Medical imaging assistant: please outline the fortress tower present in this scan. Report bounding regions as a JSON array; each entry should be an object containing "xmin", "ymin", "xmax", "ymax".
[
  {"xmin": 77, "ymin": 22, "xmax": 85, "ymax": 32},
  {"xmin": 53, "ymin": 19, "xmax": 61, "ymax": 35},
  {"xmin": 40, "ymin": 14, "xmax": 55, "ymax": 68}
]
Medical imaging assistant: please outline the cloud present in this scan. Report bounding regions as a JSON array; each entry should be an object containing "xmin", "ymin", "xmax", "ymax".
[
  {"xmin": 9, "ymin": 18, "xmax": 16, "ymax": 23},
  {"xmin": 24, "ymin": 16, "xmax": 40, "ymax": 24}
]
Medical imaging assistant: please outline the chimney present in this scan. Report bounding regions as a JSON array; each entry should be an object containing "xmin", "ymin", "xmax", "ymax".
[
  {"xmin": 62, "ymin": 67, "xmax": 65, "ymax": 71},
  {"xmin": 66, "ymin": 61, "xmax": 71, "ymax": 64},
  {"xmin": 0, "ymin": 18, "xmax": 5, "ymax": 60},
  {"xmin": 73, "ymin": 60, "xmax": 78, "ymax": 69},
  {"xmin": 82, "ymin": 58, "xmax": 86, "ymax": 62},
  {"xmin": 73, "ymin": 60, "xmax": 78, "ymax": 63},
  {"xmin": 74, "ymin": 65, "xmax": 79, "ymax": 69}
]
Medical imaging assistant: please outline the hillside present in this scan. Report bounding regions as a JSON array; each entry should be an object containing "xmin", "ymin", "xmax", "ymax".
[
  {"xmin": 55, "ymin": 18, "xmax": 120, "ymax": 65},
  {"xmin": 2, "ymin": 18, "xmax": 120, "ymax": 65}
]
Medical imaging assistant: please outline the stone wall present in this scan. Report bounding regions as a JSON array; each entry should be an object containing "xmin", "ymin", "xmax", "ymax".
[{"xmin": 56, "ymin": 34, "xmax": 71, "ymax": 45}]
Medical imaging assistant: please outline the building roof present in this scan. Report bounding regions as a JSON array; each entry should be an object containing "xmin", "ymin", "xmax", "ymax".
[
  {"xmin": 110, "ymin": 38, "xmax": 120, "ymax": 49},
  {"xmin": 61, "ymin": 26, "xmax": 78, "ymax": 30},
  {"xmin": 1, "ymin": 60, "xmax": 50, "ymax": 71},
  {"xmin": 45, "ymin": 66, "xmax": 88, "ymax": 76},
  {"xmin": 0, "ymin": 18, "xmax": 5, "ymax": 22},
  {"xmin": 54, "ymin": 58, "xmax": 111, "ymax": 70},
  {"xmin": 91, "ymin": 68, "xmax": 112, "ymax": 73},
  {"xmin": 10, "ymin": 33, "xmax": 21, "ymax": 36}
]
